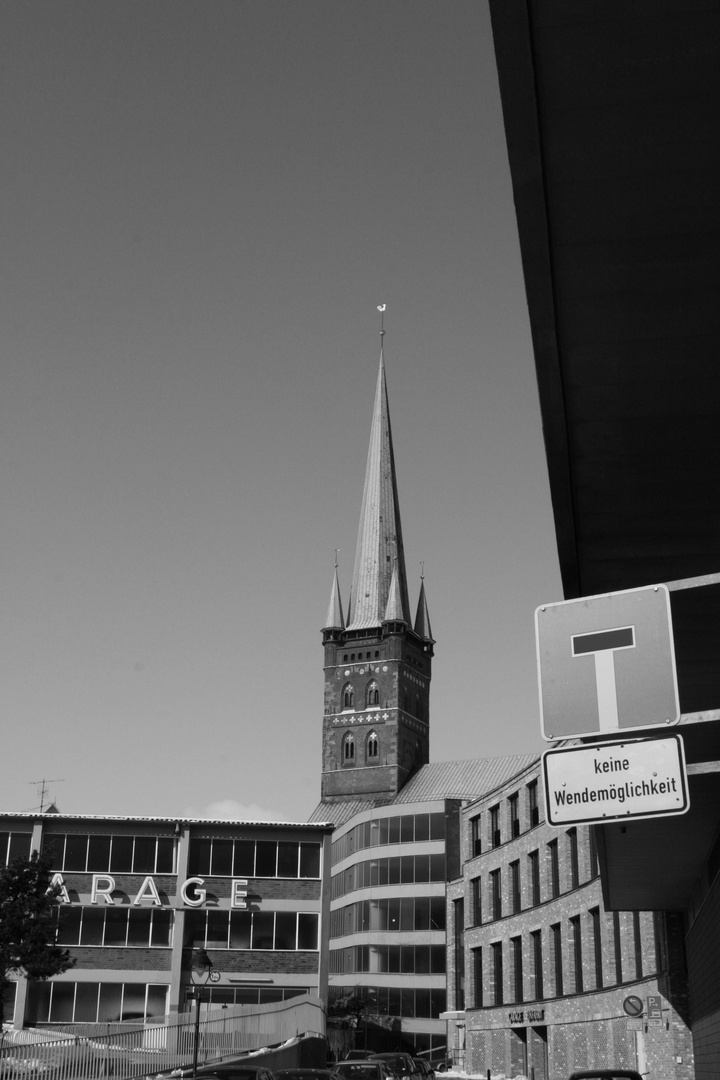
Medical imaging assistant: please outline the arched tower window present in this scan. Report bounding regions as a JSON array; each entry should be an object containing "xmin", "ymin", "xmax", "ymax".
[
  {"xmin": 367, "ymin": 731, "xmax": 379, "ymax": 759},
  {"xmin": 342, "ymin": 684, "xmax": 355, "ymax": 709},
  {"xmin": 343, "ymin": 733, "xmax": 355, "ymax": 763},
  {"xmin": 366, "ymin": 680, "xmax": 380, "ymax": 707}
]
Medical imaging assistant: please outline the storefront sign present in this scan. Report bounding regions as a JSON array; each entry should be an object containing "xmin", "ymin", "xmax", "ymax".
[
  {"xmin": 507, "ymin": 1009, "xmax": 544, "ymax": 1025},
  {"xmin": 50, "ymin": 872, "xmax": 248, "ymax": 908}
]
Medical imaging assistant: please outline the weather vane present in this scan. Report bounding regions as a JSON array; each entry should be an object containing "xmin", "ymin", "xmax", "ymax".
[{"xmin": 377, "ymin": 303, "xmax": 386, "ymax": 337}]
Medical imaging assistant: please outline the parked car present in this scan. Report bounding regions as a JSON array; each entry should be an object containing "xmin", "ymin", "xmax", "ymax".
[
  {"xmin": 333, "ymin": 1062, "xmax": 396, "ymax": 1080},
  {"xmin": 276, "ymin": 1071, "xmax": 334, "ymax": 1080},
  {"xmin": 196, "ymin": 1067, "xmax": 277, "ymax": 1080},
  {"xmin": 369, "ymin": 1053, "xmax": 422, "ymax": 1080},
  {"xmin": 412, "ymin": 1059, "xmax": 434, "ymax": 1080}
]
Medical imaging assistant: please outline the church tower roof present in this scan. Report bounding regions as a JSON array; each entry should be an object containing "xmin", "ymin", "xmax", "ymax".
[
  {"xmin": 346, "ymin": 344, "xmax": 410, "ymax": 630},
  {"xmin": 413, "ymin": 573, "xmax": 433, "ymax": 641},
  {"xmin": 323, "ymin": 560, "xmax": 345, "ymax": 631}
]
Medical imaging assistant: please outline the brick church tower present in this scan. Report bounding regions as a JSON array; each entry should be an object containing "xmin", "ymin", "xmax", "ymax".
[{"xmin": 320, "ymin": 336, "xmax": 434, "ymax": 806}]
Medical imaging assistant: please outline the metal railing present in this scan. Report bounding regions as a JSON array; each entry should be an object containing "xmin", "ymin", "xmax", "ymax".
[{"xmin": 0, "ymin": 994, "xmax": 325, "ymax": 1080}]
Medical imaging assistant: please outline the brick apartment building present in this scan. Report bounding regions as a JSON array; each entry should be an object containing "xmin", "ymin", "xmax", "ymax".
[
  {"xmin": 1, "ymin": 813, "xmax": 332, "ymax": 1028},
  {"xmin": 444, "ymin": 757, "xmax": 694, "ymax": 1080}
]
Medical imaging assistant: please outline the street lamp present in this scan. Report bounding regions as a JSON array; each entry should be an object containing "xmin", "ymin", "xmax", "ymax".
[{"xmin": 189, "ymin": 949, "xmax": 213, "ymax": 1077}]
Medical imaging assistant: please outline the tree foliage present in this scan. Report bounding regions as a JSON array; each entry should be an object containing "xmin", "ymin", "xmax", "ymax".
[{"xmin": 0, "ymin": 849, "xmax": 75, "ymax": 1023}]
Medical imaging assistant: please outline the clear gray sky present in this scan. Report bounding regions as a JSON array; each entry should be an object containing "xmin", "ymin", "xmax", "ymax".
[{"xmin": 1, "ymin": 1, "xmax": 562, "ymax": 823}]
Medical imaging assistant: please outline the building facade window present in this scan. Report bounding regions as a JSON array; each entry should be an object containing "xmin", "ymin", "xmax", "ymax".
[
  {"xmin": 568, "ymin": 828, "xmax": 579, "ymax": 889},
  {"xmin": 453, "ymin": 899, "xmax": 465, "ymax": 1010},
  {"xmin": 511, "ymin": 936, "xmax": 523, "ymax": 1003},
  {"xmin": 509, "ymin": 793, "xmax": 520, "ymax": 838},
  {"xmin": 366, "ymin": 681, "xmax": 380, "ymax": 706},
  {"xmin": 510, "ymin": 860, "xmax": 521, "ymax": 914},
  {"xmin": 470, "ymin": 814, "xmax": 482, "ymax": 857},
  {"xmin": 532, "ymin": 930, "xmax": 543, "ymax": 1000},
  {"xmin": 185, "ymin": 910, "xmax": 319, "ymax": 952},
  {"xmin": 633, "ymin": 911, "xmax": 643, "ymax": 978},
  {"xmin": 331, "ymin": 811, "xmax": 446, "ymax": 864},
  {"xmin": 613, "ymin": 911, "xmax": 623, "ymax": 983},
  {"xmin": 366, "ymin": 732, "xmax": 379, "ymax": 759},
  {"xmin": 590, "ymin": 907, "xmax": 603, "ymax": 988},
  {"xmin": 552, "ymin": 922, "xmax": 563, "ymax": 996},
  {"xmin": 527, "ymin": 780, "xmax": 539, "ymax": 828},
  {"xmin": 188, "ymin": 838, "xmax": 321, "ymax": 879},
  {"xmin": 589, "ymin": 826, "xmax": 599, "ymax": 878},
  {"xmin": 472, "ymin": 946, "xmax": 483, "ymax": 1008},
  {"xmin": 343, "ymin": 684, "xmax": 355, "ymax": 709},
  {"xmin": 25, "ymin": 982, "xmax": 169, "ymax": 1025},
  {"xmin": 571, "ymin": 915, "xmax": 583, "ymax": 993},
  {"xmin": 490, "ymin": 868, "xmax": 502, "ymax": 920},
  {"xmin": 0, "ymin": 832, "xmax": 33, "ymax": 866},
  {"xmin": 492, "ymin": 941, "xmax": 503, "ymax": 1005},
  {"xmin": 548, "ymin": 839, "xmax": 559, "ymax": 899},
  {"xmin": 43, "ymin": 834, "xmax": 175, "ymax": 875},
  {"xmin": 343, "ymin": 733, "xmax": 355, "ymax": 762},
  {"xmin": 490, "ymin": 805, "xmax": 500, "ymax": 848},
  {"xmin": 529, "ymin": 850, "xmax": 540, "ymax": 907},
  {"xmin": 471, "ymin": 876, "xmax": 482, "ymax": 926},
  {"xmin": 56, "ymin": 907, "xmax": 173, "ymax": 948}
]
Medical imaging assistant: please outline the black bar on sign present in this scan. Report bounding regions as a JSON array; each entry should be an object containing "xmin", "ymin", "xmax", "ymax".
[{"xmin": 572, "ymin": 626, "xmax": 635, "ymax": 655}]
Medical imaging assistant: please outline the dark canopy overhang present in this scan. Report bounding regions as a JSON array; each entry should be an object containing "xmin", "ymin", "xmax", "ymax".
[{"xmin": 489, "ymin": 0, "xmax": 720, "ymax": 909}]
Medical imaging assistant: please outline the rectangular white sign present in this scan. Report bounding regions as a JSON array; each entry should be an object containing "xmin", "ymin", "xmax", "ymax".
[{"xmin": 543, "ymin": 734, "xmax": 689, "ymax": 827}]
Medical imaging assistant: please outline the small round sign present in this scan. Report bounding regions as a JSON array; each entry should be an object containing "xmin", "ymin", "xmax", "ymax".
[
  {"xmin": 209, "ymin": 970, "xmax": 221, "ymax": 983},
  {"xmin": 623, "ymin": 995, "xmax": 644, "ymax": 1017}
]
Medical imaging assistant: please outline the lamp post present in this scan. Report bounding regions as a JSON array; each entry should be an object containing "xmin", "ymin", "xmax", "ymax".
[{"xmin": 189, "ymin": 949, "xmax": 213, "ymax": 1077}]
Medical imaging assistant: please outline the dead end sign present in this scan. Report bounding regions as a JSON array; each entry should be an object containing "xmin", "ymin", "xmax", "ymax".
[{"xmin": 536, "ymin": 584, "xmax": 680, "ymax": 741}]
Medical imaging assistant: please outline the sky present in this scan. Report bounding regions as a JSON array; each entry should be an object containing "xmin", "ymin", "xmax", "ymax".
[{"xmin": 0, "ymin": 0, "xmax": 562, "ymax": 824}]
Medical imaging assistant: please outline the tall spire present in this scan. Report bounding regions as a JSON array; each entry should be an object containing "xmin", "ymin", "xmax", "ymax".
[
  {"xmin": 347, "ymin": 320, "xmax": 410, "ymax": 630},
  {"xmin": 413, "ymin": 566, "xmax": 433, "ymax": 640},
  {"xmin": 323, "ymin": 552, "xmax": 345, "ymax": 631}
]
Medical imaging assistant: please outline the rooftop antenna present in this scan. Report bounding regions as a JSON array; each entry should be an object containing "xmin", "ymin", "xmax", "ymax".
[{"xmin": 28, "ymin": 778, "xmax": 64, "ymax": 814}]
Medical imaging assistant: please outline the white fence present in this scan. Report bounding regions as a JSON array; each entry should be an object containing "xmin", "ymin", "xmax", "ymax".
[{"xmin": 0, "ymin": 994, "xmax": 325, "ymax": 1080}]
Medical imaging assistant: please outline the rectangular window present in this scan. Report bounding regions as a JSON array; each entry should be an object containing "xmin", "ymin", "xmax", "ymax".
[
  {"xmin": 529, "ymin": 850, "xmax": 540, "ymax": 907},
  {"xmin": 510, "ymin": 861, "xmax": 521, "ymax": 914},
  {"xmin": 492, "ymin": 941, "xmax": 503, "ymax": 1005},
  {"xmin": 490, "ymin": 805, "xmax": 500, "ymax": 848},
  {"xmin": 210, "ymin": 839, "xmax": 234, "ymax": 877},
  {"xmin": 613, "ymin": 911, "xmax": 623, "ymax": 983},
  {"xmin": 453, "ymin": 899, "xmax": 465, "ymax": 1011},
  {"xmin": 528, "ymin": 780, "xmax": 539, "ymax": 828},
  {"xmin": 511, "ymin": 936, "xmax": 523, "ymax": 1003},
  {"xmin": 532, "ymin": 930, "xmax": 543, "ymax": 999},
  {"xmin": 568, "ymin": 829, "xmax": 579, "ymax": 889},
  {"xmin": 64, "ymin": 835, "xmax": 89, "ymax": 872},
  {"xmin": 509, "ymin": 793, "xmax": 520, "ymax": 838},
  {"xmin": 548, "ymin": 839, "xmax": 560, "ymax": 899},
  {"xmin": 299, "ymin": 842, "xmax": 321, "ymax": 878},
  {"xmin": 470, "ymin": 814, "xmax": 482, "ymax": 857},
  {"xmin": 277, "ymin": 842, "xmax": 299, "ymax": 878},
  {"xmin": 491, "ymin": 868, "xmax": 502, "ymax": 920},
  {"xmin": 633, "ymin": 911, "xmax": 643, "ymax": 978},
  {"xmin": 255, "ymin": 841, "xmax": 278, "ymax": 878},
  {"xmin": 589, "ymin": 827, "xmax": 599, "ymax": 879},
  {"xmin": 234, "ymin": 840, "xmax": 255, "ymax": 877},
  {"xmin": 571, "ymin": 915, "xmax": 583, "ymax": 993},
  {"xmin": 87, "ymin": 835, "xmax": 112, "ymax": 872},
  {"xmin": 590, "ymin": 907, "xmax": 603, "ymax": 988},
  {"xmin": 552, "ymin": 923, "xmax": 563, "ymax": 996},
  {"xmin": 472, "ymin": 946, "xmax": 482, "ymax": 1008},
  {"xmin": 471, "ymin": 876, "xmax": 482, "ymax": 926}
]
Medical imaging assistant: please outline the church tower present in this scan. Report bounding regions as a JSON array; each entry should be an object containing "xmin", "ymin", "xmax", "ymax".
[{"xmin": 320, "ymin": 334, "xmax": 434, "ymax": 806}]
